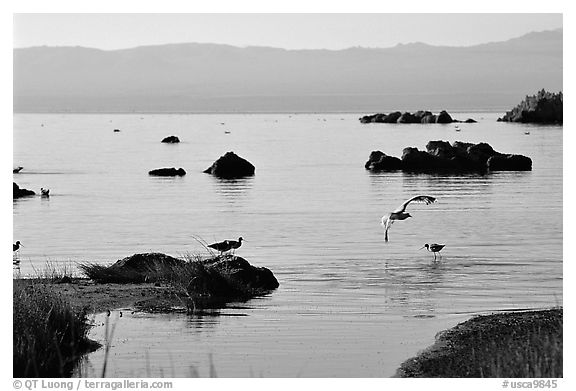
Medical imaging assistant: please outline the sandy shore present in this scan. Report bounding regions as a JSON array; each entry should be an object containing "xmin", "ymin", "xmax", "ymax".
[{"xmin": 14, "ymin": 278, "xmax": 186, "ymax": 313}]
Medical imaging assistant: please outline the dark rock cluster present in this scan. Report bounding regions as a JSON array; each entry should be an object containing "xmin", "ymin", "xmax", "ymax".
[
  {"xmin": 365, "ymin": 141, "xmax": 532, "ymax": 172},
  {"xmin": 204, "ymin": 151, "xmax": 255, "ymax": 178},
  {"xmin": 498, "ymin": 89, "xmax": 563, "ymax": 124},
  {"xmin": 13, "ymin": 182, "xmax": 35, "ymax": 198},
  {"xmin": 360, "ymin": 110, "xmax": 476, "ymax": 124}
]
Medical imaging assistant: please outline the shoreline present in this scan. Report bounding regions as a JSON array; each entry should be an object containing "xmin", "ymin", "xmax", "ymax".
[
  {"xmin": 397, "ymin": 308, "xmax": 563, "ymax": 378},
  {"xmin": 14, "ymin": 278, "xmax": 185, "ymax": 314},
  {"xmin": 14, "ymin": 277, "xmax": 562, "ymax": 377}
]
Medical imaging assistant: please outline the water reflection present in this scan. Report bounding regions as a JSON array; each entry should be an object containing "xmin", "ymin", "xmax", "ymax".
[{"xmin": 210, "ymin": 176, "xmax": 254, "ymax": 204}]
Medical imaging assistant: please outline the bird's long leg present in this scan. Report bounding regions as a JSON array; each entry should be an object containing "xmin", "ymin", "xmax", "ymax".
[
  {"xmin": 383, "ymin": 218, "xmax": 393, "ymax": 242},
  {"xmin": 433, "ymin": 252, "xmax": 437, "ymax": 261}
]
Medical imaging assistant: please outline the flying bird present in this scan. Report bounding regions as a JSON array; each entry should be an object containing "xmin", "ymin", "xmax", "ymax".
[
  {"xmin": 381, "ymin": 195, "xmax": 436, "ymax": 241},
  {"xmin": 420, "ymin": 243, "xmax": 446, "ymax": 261}
]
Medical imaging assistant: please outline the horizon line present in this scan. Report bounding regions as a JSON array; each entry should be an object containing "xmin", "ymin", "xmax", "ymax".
[{"xmin": 13, "ymin": 27, "xmax": 562, "ymax": 52}]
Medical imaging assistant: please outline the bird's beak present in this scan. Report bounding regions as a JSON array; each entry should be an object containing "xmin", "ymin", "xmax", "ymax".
[{"xmin": 418, "ymin": 246, "xmax": 425, "ymax": 250}]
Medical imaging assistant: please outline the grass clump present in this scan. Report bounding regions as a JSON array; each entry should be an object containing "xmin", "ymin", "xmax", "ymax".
[
  {"xmin": 13, "ymin": 281, "xmax": 99, "ymax": 377},
  {"xmin": 398, "ymin": 308, "xmax": 562, "ymax": 378}
]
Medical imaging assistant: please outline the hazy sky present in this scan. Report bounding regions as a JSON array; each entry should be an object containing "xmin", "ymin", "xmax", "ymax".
[{"xmin": 13, "ymin": 13, "xmax": 562, "ymax": 50}]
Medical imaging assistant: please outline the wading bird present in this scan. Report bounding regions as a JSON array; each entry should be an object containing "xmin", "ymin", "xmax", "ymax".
[
  {"xmin": 13, "ymin": 241, "xmax": 23, "ymax": 262},
  {"xmin": 228, "ymin": 237, "xmax": 244, "ymax": 254},
  {"xmin": 420, "ymin": 243, "xmax": 446, "ymax": 261},
  {"xmin": 381, "ymin": 195, "xmax": 436, "ymax": 241},
  {"xmin": 208, "ymin": 240, "xmax": 232, "ymax": 255}
]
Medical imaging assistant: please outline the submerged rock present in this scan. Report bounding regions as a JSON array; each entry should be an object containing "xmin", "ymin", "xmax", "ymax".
[
  {"xmin": 498, "ymin": 89, "xmax": 563, "ymax": 124},
  {"xmin": 13, "ymin": 182, "xmax": 35, "ymax": 198},
  {"xmin": 161, "ymin": 135, "xmax": 180, "ymax": 143},
  {"xmin": 204, "ymin": 151, "xmax": 255, "ymax": 178},
  {"xmin": 365, "ymin": 141, "xmax": 532, "ymax": 173},
  {"xmin": 148, "ymin": 167, "xmax": 186, "ymax": 176}
]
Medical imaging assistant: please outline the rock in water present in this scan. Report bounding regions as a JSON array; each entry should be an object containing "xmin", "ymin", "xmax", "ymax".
[
  {"xmin": 359, "ymin": 110, "xmax": 471, "ymax": 124},
  {"xmin": 487, "ymin": 155, "xmax": 532, "ymax": 171},
  {"xmin": 364, "ymin": 141, "xmax": 532, "ymax": 173},
  {"xmin": 436, "ymin": 110, "xmax": 453, "ymax": 124},
  {"xmin": 161, "ymin": 136, "xmax": 180, "ymax": 143},
  {"xmin": 148, "ymin": 167, "xmax": 186, "ymax": 176},
  {"xmin": 498, "ymin": 89, "xmax": 563, "ymax": 124},
  {"xmin": 364, "ymin": 151, "xmax": 402, "ymax": 170},
  {"xmin": 204, "ymin": 151, "xmax": 255, "ymax": 178},
  {"xmin": 13, "ymin": 182, "xmax": 35, "ymax": 198}
]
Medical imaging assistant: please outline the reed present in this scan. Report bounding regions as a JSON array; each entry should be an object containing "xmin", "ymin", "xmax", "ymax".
[{"xmin": 13, "ymin": 281, "xmax": 99, "ymax": 377}]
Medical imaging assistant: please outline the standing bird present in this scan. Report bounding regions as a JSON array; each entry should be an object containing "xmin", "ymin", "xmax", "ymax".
[
  {"xmin": 13, "ymin": 241, "xmax": 23, "ymax": 262},
  {"xmin": 228, "ymin": 237, "xmax": 244, "ymax": 254},
  {"xmin": 208, "ymin": 240, "xmax": 232, "ymax": 255},
  {"xmin": 381, "ymin": 195, "xmax": 436, "ymax": 241},
  {"xmin": 420, "ymin": 243, "xmax": 446, "ymax": 261}
]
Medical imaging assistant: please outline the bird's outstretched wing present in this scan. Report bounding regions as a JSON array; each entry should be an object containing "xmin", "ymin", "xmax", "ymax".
[{"xmin": 394, "ymin": 195, "xmax": 436, "ymax": 213}]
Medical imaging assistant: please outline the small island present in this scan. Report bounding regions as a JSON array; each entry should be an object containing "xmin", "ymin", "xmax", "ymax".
[{"xmin": 498, "ymin": 89, "xmax": 563, "ymax": 124}]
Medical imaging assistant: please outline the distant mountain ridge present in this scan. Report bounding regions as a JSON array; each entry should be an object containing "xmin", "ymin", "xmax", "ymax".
[{"xmin": 13, "ymin": 29, "xmax": 562, "ymax": 113}]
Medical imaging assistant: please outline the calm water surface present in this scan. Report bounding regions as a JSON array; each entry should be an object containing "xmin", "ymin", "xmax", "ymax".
[{"xmin": 13, "ymin": 113, "xmax": 562, "ymax": 377}]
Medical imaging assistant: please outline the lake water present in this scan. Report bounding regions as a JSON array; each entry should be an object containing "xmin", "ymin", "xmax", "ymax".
[{"xmin": 13, "ymin": 113, "xmax": 563, "ymax": 377}]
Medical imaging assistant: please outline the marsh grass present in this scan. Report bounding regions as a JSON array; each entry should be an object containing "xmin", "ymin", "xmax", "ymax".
[
  {"xmin": 31, "ymin": 260, "xmax": 77, "ymax": 283},
  {"xmin": 13, "ymin": 282, "xmax": 99, "ymax": 377},
  {"xmin": 398, "ymin": 308, "xmax": 563, "ymax": 378},
  {"xmin": 79, "ymin": 263, "xmax": 148, "ymax": 283}
]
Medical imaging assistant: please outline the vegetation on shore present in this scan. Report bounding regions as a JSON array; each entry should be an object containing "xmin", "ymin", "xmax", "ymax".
[
  {"xmin": 79, "ymin": 252, "xmax": 279, "ymax": 312},
  {"xmin": 397, "ymin": 308, "xmax": 562, "ymax": 378},
  {"xmin": 13, "ymin": 281, "xmax": 99, "ymax": 377}
]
